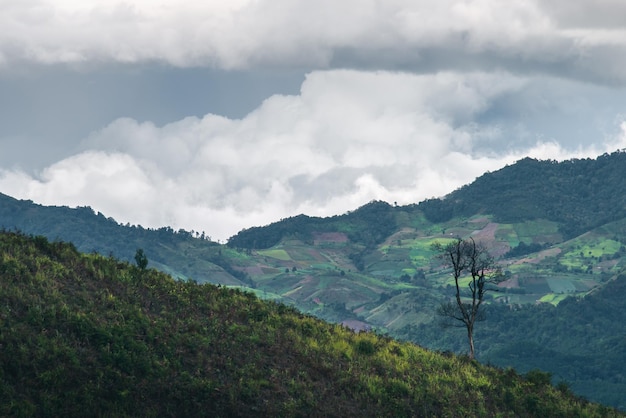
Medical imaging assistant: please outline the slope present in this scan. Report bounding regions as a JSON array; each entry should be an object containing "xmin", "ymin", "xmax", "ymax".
[
  {"xmin": 3, "ymin": 152, "xmax": 626, "ymax": 409},
  {"xmin": 400, "ymin": 271, "xmax": 626, "ymax": 409},
  {"xmin": 0, "ymin": 231, "xmax": 620, "ymax": 417},
  {"xmin": 0, "ymin": 192, "xmax": 247, "ymax": 286},
  {"xmin": 419, "ymin": 151, "xmax": 626, "ymax": 238}
]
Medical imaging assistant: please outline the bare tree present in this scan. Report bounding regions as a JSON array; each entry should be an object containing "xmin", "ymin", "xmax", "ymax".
[{"xmin": 433, "ymin": 237, "xmax": 502, "ymax": 359}]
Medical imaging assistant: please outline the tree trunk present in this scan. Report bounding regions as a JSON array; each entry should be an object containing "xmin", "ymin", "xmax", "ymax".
[{"xmin": 467, "ymin": 325, "xmax": 475, "ymax": 359}]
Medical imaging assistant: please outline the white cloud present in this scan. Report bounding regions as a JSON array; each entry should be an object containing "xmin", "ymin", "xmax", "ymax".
[
  {"xmin": 2, "ymin": 0, "xmax": 626, "ymax": 83},
  {"xmin": 1, "ymin": 69, "xmax": 622, "ymax": 241}
]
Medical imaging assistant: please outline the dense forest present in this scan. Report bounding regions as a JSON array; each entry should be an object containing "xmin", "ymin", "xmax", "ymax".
[
  {"xmin": 0, "ymin": 192, "xmax": 212, "ymax": 256},
  {"xmin": 0, "ymin": 231, "xmax": 620, "ymax": 417},
  {"xmin": 227, "ymin": 200, "xmax": 398, "ymax": 250},
  {"xmin": 420, "ymin": 151, "xmax": 626, "ymax": 238},
  {"xmin": 231, "ymin": 151, "xmax": 626, "ymax": 248}
]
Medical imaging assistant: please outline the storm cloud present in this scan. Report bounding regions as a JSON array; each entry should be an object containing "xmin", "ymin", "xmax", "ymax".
[
  {"xmin": 0, "ymin": 1, "xmax": 625, "ymax": 240},
  {"xmin": 2, "ymin": 1, "xmax": 626, "ymax": 83}
]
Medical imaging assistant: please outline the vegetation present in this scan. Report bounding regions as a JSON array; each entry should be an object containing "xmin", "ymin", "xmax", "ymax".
[
  {"xmin": 134, "ymin": 248, "xmax": 148, "ymax": 270},
  {"xmin": 402, "ymin": 273, "xmax": 626, "ymax": 410},
  {"xmin": 0, "ymin": 193, "xmax": 243, "ymax": 285},
  {"xmin": 420, "ymin": 151, "xmax": 626, "ymax": 238},
  {"xmin": 3, "ymin": 152, "xmax": 626, "ymax": 409},
  {"xmin": 228, "ymin": 200, "xmax": 398, "ymax": 250},
  {"xmin": 0, "ymin": 231, "xmax": 620, "ymax": 417},
  {"xmin": 503, "ymin": 241, "xmax": 547, "ymax": 258}
]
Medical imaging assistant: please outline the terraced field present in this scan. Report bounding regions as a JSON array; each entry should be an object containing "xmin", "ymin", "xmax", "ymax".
[{"xmin": 222, "ymin": 214, "xmax": 626, "ymax": 337}]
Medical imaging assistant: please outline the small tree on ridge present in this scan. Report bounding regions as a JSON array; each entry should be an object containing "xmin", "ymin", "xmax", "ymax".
[{"xmin": 134, "ymin": 248, "xmax": 148, "ymax": 271}]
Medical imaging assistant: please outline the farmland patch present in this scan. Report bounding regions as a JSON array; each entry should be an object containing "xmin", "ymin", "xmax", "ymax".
[
  {"xmin": 514, "ymin": 220, "xmax": 561, "ymax": 242},
  {"xmin": 494, "ymin": 224, "xmax": 518, "ymax": 247},
  {"xmin": 539, "ymin": 293, "xmax": 569, "ymax": 305},
  {"xmin": 546, "ymin": 277, "xmax": 577, "ymax": 293},
  {"xmin": 312, "ymin": 232, "xmax": 349, "ymax": 244},
  {"xmin": 519, "ymin": 277, "xmax": 551, "ymax": 294},
  {"xmin": 257, "ymin": 249, "xmax": 291, "ymax": 261}
]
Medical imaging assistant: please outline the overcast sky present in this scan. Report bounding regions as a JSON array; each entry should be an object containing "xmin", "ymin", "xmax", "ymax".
[{"xmin": 1, "ymin": 0, "xmax": 626, "ymax": 241}]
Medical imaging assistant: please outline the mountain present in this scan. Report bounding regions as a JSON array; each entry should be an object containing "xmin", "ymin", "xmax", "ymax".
[
  {"xmin": 230, "ymin": 151, "xmax": 626, "ymax": 246},
  {"xmin": 0, "ymin": 192, "xmax": 249, "ymax": 286},
  {"xmin": 419, "ymin": 152, "xmax": 626, "ymax": 238},
  {"xmin": 0, "ymin": 231, "xmax": 620, "ymax": 417},
  {"xmin": 2, "ymin": 150, "xmax": 626, "ymax": 408}
]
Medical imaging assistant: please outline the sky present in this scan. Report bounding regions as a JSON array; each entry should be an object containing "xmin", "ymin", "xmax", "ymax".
[{"xmin": 1, "ymin": 1, "xmax": 626, "ymax": 242}]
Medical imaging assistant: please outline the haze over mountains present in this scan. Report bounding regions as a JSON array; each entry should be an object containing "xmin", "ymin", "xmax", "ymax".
[{"xmin": 2, "ymin": 151, "xmax": 626, "ymax": 409}]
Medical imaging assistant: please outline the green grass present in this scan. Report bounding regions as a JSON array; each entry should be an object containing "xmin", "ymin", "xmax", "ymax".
[
  {"xmin": 257, "ymin": 248, "xmax": 292, "ymax": 261},
  {"xmin": 494, "ymin": 224, "xmax": 520, "ymax": 247},
  {"xmin": 559, "ymin": 238, "xmax": 622, "ymax": 270},
  {"xmin": 514, "ymin": 220, "xmax": 561, "ymax": 241},
  {"xmin": 538, "ymin": 293, "xmax": 569, "ymax": 305},
  {"xmin": 407, "ymin": 237, "xmax": 454, "ymax": 268},
  {"xmin": 4, "ymin": 231, "xmax": 620, "ymax": 416}
]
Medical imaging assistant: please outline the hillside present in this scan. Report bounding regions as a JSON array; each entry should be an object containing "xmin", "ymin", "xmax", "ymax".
[
  {"xmin": 0, "ymin": 192, "xmax": 249, "ymax": 286},
  {"xmin": 2, "ymin": 151, "xmax": 626, "ymax": 408},
  {"xmin": 0, "ymin": 231, "xmax": 621, "ymax": 417},
  {"xmin": 420, "ymin": 152, "xmax": 626, "ymax": 238},
  {"xmin": 221, "ymin": 214, "xmax": 626, "ymax": 408},
  {"xmin": 229, "ymin": 151, "xmax": 626, "ymax": 247},
  {"xmin": 401, "ymin": 272, "xmax": 626, "ymax": 409}
]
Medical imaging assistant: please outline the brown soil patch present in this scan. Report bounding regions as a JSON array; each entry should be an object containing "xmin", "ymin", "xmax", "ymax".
[
  {"xmin": 471, "ymin": 222, "xmax": 499, "ymax": 241},
  {"xmin": 513, "ymin": 247, "xmax": 561, "ymax": 265},
  {"xmin": 312, "ymin": 232, "xmax": 349, "ymax": 244},
  {"xmin": 498, "ymin": 277, "xmax": 520, "ymax": 289}
]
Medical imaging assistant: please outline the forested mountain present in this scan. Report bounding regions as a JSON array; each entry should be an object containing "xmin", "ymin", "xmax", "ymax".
[
  {"xmin": 2, "ymin": 151, "xmax": 626, "ymax": 408},
  {"xmin": 229, "ymin": 150, "xmax": 626, "ymax": 247},
  {"xmin": 0, "ymin": 193, "xmax": 249, "ymax": 286},
  {"xmin": 420, "ymin": 152, "xmax": 626, "ymax": 238},
  {"xmin": 227, "ymin": 200, "xmax": 398, "ymax": 250},
  {"xmin": 0, "ymin": 231, "xmax": 620, "ymax": 417}
]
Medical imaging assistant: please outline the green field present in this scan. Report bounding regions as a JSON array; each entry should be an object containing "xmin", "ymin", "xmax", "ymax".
[
  {"xmin": 546, "ymin": 277, "xmax": 577, "ymax": 293},
  {"xmin": 539, "ymin": 293, "xmax": 569, "ymax": 305},
  {"xmin": 257, "ymin": 248, "xmax": 292, "ymax": 261}
]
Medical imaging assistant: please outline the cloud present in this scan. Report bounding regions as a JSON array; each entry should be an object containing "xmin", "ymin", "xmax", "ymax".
[
  {"xmin": 542, "ymin": 0, "xmax": 626, "ymax": 29},
  {"xmin": 1, "ymin": 69, "xmax": 623, "ymax": 241},
  {"xmin": 2, "ymin": 1, "xmax": 626, "ymax": 84}
]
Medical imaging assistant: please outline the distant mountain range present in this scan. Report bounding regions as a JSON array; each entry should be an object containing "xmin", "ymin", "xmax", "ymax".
[{"xmin": 2, "ymin": 150, "xmax": 626, "ymax": 408}]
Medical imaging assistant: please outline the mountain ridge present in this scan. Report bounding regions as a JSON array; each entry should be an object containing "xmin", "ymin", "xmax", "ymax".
[{"xmin": 2, "ymin": 151, "xmax": 626, "ymax": 408}]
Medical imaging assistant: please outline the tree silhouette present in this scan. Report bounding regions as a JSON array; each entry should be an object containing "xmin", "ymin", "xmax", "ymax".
[{"xmin": 433, "ymin": 237, "xmax": 503, "ymax": 359}]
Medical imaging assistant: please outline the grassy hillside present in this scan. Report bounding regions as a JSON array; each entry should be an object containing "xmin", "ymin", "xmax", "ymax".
[
  {"xmin": 3, "ymin": 152, "xmax": 626, "ymax": 409},
  {"xmin": 401, "ymin": 272, "xmax": 626, "ymax": 409},
  {"xmin": 219, "ymin": 214, "xmax": 626, "ymax": 408},
  {"xmin": 0, "ymin": 192, "xmax": 248, "ymax": 286},
  {"xmin": 0, "ymin": 231, "xmax": 620, "ymax": 417}
]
